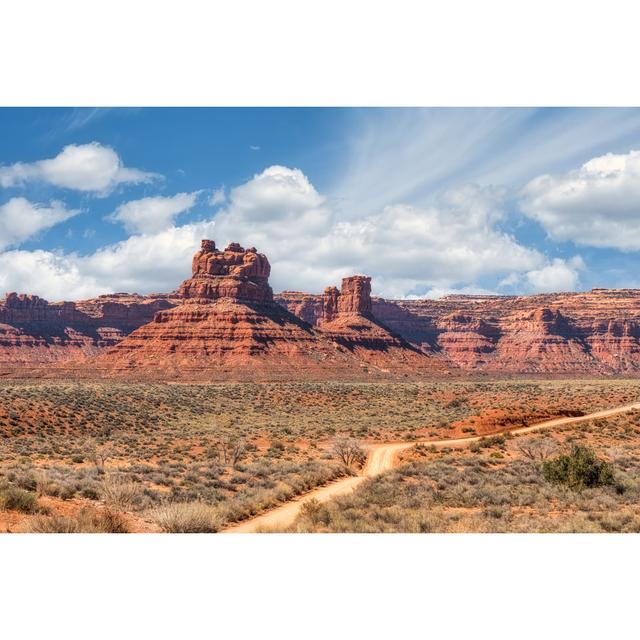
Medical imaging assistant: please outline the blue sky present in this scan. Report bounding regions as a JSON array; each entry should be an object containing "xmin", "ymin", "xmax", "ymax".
[{"xmin": 1, "ymin": 107, "xmax": 640, "ymax": 300}]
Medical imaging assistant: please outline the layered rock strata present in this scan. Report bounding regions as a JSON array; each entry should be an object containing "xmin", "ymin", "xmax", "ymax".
[
  {"xmin": 0, "ymin": 291, "xmax": 175, "ymax": 366},
  {"xmin": 315, "ymin": 276, "xmax": 446, "ymax": 373},
  {"xmin": 92, "ymin": 241, "xmax": 431, "ymax": 380}
]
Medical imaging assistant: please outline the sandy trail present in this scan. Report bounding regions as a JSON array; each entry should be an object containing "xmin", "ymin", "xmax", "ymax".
[{"xmin": 223, "ymin": 401, "xmax": 640, "ymax": 533}]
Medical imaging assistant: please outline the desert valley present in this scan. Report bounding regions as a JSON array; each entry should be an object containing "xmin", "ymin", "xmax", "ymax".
[{"xmin": 2, "ymin": 239, "xmax": 640, "ymax": 533}]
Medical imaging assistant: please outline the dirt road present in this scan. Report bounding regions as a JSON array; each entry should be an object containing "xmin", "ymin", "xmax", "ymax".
[{"xmin": 223, "ymin": 401, "xmax": 640, "ymax": 533}]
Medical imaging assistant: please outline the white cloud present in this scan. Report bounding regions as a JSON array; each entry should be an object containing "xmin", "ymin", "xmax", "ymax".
[
  {"xmin": 224, "ymin": 165, "xmax": 327, "ymax": 225},
  {"xmin": 525, "ymin": 256, "xmax": 585, "ymax": 293},
  {"xmin": 81, "ymin": 221, "xmax": 217, "ymax": 294},
  {"xmin": 331, "ymin": 109, "xmax": 640, "ymax": 217},
  {"xmin": 0, "ymin": 165, "xmax": 582, "ymax": 301},
  {"xmin": 0, "ymin": 250, "xmax": 104, "ymax": 300},
  {"xmin": 209, "ymin": 187, "xmax": 225, "ymax": 206},
  {"xmin": 0, "ymin": 142, "xmax": 159, "ymax": 195},
  {"xmin": 211, "ymin": 167, "xmax": 544, "ymax": 296},
  {"xmin": 0, "ymin": 197, "xmax": 80, "ymax": 250},
  {"xmin": 0, "ymin": 220, "xmax": 217, "ymax": 300},
  {"xmin": 107, "ymin": 192, "xmax": 199, "ymax": 234},
  {"xmin": 521, "ymin": 149, "xmax": 640, "ymax": 250}
]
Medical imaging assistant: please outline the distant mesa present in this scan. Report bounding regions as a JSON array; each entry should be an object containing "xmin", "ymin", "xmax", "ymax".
[{"xmin": 4, "ymin": 238, "xmax": 640, "ymax": 378}]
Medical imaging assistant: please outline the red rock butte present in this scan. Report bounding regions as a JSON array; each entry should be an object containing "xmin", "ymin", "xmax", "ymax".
[{"xmin": 87, "ymin": 240, "xmax": 438, "ymax": 380}]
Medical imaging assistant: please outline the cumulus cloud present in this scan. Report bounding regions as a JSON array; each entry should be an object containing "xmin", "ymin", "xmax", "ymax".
[
  {"xmin": 521, "ymin": 149, "xmax": 640, "ymax": 250},
  {"xmin": 0, "ymin": 219, "xmax": 217, "ymax": 300},
  {"xmin": 0, "ymin": 165, "xmax": 580, "ymax": 301},
  {"xmin": 0, "ymin": 197, "xmax": 80, "ymax": 250},
  {"xmin": 0, "ymin": 142, "xmax": 159, "ymax": 195},
  {"xmin": 212, "ymin": 169, "xmax": 544, "ymax": 295},
  {"xmin": 81, "ymin": 220, "xmax": 217, "ymax": 293},
  {"xmin": 107, "ymin": 192, "xmax": 199, "ymax": 234},
  {"xmin": 0, "ymin": 250, "xmax": 104, "ymax": 300},
  {"xmin": 525, "ymin": 256, "xmax": 585, "ymax": 293}
]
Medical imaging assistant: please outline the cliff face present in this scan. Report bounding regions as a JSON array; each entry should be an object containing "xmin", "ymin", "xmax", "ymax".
[
  {"xmin": 370, "ymin": 290, "xmax": 640, "ymax": 374},
  {"xmin": 0, "ymin": 291, "xmax": 176, "ymax": 365},
  {"xmin": 313, "ymin": 276, "xmax": 448, "ymax": 374},
  {"xmin": 337, "ymin": 276, "xmax": 372, "ymax": 315},
  {"xmin": 276, "ymin": 291, "xmax": 323, "ymax": 326},
  {"xmin": 275, "ymin": 288, "xmax": 640, "ymax": 375},
  {"xmin": 179, "ymin": 240, "xmax": 273, "ymax": 303}
]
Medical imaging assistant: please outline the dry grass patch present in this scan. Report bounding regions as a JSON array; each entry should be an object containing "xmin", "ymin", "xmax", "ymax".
[
  {"xmin": 28, "ymin": 507, "xmax": 129, "ymax": 533},
  {"xmin": 150, "ymin": 502, "xmax": 222, "ymax": 533}
]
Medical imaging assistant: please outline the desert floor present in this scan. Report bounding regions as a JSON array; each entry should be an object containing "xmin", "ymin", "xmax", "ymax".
[{"xmin": 2, "ymin": 379, "xmax": 640, "ymax": 532}]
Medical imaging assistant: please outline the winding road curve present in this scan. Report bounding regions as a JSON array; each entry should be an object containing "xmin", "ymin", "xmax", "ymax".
[{"xmin": 223, "ymin": 401, "xmax": 640, "ymax": 533}]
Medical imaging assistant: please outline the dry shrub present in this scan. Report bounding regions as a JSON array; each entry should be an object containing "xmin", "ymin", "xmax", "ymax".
[
  {"xmin": 0, "ymin": 486, "xmax": 39, "ymax": 513},
  {"xmin": 100, "ymin": 475, "xmax": 141, "ymax": 510},
  {"xmin": 28, "ymin": 507, "xmax": 129, "ymax": 533},
  {"xmin": 150, "ymin": 502, "xmax": 221, "ymax": 533},
  {"xmin": 34, "ymin": 471, "xmax": 60, "ymax": 498},
  {"xmin": 299, "ymin": 498, "xmax": 329, "ymax": 527}
]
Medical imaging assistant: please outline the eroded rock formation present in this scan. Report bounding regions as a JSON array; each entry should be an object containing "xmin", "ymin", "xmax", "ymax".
[
  {"xmin": 337, "ymin": 276, "xmax": 372, "ymax": 315},
  {"xmin": 321, "ymin": 287, "xmax": 340, "ymax": 323},
  {"xmin": 369, "ymin": 291, "xmax": 640, "ymax": 374},
  {"xmin": 90, "ymin": 241, "xmax": 438, "ymax": 380},
  {"xmin": 179, "ymin": 240, "xmax": 273, "ymax": 303},
  {"xmin": 313, "ymin": 275, "xmax": 444, "ymax": 373}
]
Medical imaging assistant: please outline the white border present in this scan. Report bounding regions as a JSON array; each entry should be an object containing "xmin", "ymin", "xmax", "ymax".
[
  {"xmin": 1, "ymin": 533, "xmax": 638, "ymax": 639},
  {"xmin": 1, "ymin": 0, "xmax": 640, "ymax": 106}
]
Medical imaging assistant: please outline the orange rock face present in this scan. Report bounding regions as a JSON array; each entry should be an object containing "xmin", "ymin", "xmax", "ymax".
[
  {"xmin": 434, "ymin": 313, "xmax": 500, "ymax": 369},
  {"xmin": 277, "ymin": 291, "xmax": 323, "ymax": 326},
  {"xmin": 6, "ymin": 239, "xmax": 640, "ymax": 378},
  {"xmin": 322, "ymin": 286, "xmax": 340, "ymax": 323},
  {"xmin": 314, "ymin": 276, "xmax": 447, "ymax": 374},
  {"xmin": 337, "ymin": 276, "xmax": 372, "ymax": 315},
  {"xmin": 275, "ymin": 288, "xmax": 640, "ymax": 375}
]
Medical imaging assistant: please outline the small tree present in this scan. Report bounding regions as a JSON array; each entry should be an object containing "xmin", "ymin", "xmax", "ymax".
[
  {"xmin": 332, "ymin": 438, "xmax": 366, "ymax": 469},
  {"xmin": 85, "ymin": 440, "xmax": 114, "ymax": 474},
  {"xmin": 214, "ymin": 436, "xmax": 246, "ymax": 469},
  {"xmin": 543, "ymin": 444, "xmax": 616, "ymax": 491}
]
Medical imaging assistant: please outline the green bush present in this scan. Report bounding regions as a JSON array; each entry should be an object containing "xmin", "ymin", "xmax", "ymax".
[
  {"xmin": 543, "ymin": 445, "xmax": 616, "ymax": 491},
  {"xmin": 0, "ymin": 486, "xmax": 39, "ymax": 513}
]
